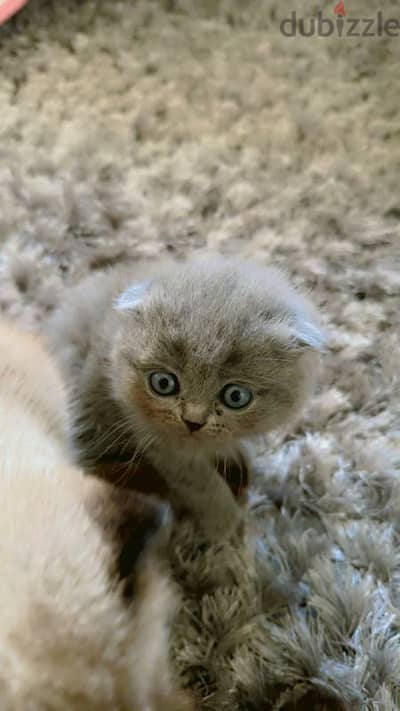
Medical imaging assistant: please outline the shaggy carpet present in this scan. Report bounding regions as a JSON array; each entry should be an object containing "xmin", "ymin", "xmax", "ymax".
[{"xmin": 0, "ymin": 1, "xmax": 399, "ymax": 709}]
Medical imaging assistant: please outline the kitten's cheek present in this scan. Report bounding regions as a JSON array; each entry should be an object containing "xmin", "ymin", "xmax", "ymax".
[
  {"xmin": 129, "ymin": 385, "xmax": 162, "ymax": 423},
  {"xmin": 129, "ymin": 385, "xmax": 184, "ymax": 435}
]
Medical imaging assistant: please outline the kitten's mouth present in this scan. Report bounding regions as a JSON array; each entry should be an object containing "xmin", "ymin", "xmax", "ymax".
[
  {"xmin": 182, "ymin": 429, "xmax": 226, "ymax": 446},
  {"xmin": 153, "ymin": 420, "xmax": 220, "ymax": 444},
  {"xmin": 155, "ymin": 422, "xmax": 206, "ymax": 440},
  {"xmin": 182, "ymin": 429, "xmax": 205, "ymax": 441},
  {"xmin": 175, "ymin": 425, "xmax": 209, "ymax": 442}
]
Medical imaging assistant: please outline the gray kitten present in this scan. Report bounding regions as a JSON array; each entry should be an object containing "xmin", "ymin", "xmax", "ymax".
[{"xmin": 48, "ymin": 255, "xmax": 324, "ymax": 540}]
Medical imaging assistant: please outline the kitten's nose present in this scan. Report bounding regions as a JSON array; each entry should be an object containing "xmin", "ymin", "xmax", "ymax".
[{"xmin": 182, "ymin": 418, "xmax": 205, "ymax": 433}]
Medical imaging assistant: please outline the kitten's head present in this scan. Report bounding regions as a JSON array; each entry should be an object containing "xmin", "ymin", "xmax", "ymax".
[{"xmin": 111, "ymin": 256, "xmax": 325, "ymax": 454}]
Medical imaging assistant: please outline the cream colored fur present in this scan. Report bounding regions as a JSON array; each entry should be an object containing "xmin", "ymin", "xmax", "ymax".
[{"xmin": 0, "ymin": 321, "xmax": 193, "ymax": 711}]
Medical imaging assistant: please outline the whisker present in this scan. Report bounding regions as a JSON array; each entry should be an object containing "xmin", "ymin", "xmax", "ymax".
[
  {"xmin": 96, "ymin": 420, "xmax": 133, "ymax": 458},
  {"xmin": 114, "ymin": 433, "xmax": 157, "ymax": 488},
  {"xmin": 94, "ymin": 426, "xmax": 134, "ymax": 462}
]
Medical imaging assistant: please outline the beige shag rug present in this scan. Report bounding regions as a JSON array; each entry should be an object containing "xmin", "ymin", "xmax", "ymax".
[{"xmin": 0, "ymin": 1, "xmax": 399, "ymax": 709}]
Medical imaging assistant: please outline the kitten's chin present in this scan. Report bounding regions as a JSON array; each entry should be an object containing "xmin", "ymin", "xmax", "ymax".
[
  {"xmin": 151, "ymin": 427, "xmax": 224, "ymax": 455},
  {"xmin": 176, "ymin": 431, "xmax": 235, "ymax": 459}
]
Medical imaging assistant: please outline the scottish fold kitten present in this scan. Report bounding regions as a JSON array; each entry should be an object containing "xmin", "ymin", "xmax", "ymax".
[{"xmin": 48, "ymin": 255, "xmax": 324, "ymax": 541}]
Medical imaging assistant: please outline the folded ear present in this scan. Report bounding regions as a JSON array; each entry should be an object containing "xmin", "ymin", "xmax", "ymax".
[
  {"xmin": 114, "ymin": 281, "xmax": 151, "ymax": 312},
  {"xmin": 267, "ymin": 315, "xmax": 326, "ymax": 352},
  {"xmin": 292, "ymin": 316, "xmax": 326, "ymax": 350}
]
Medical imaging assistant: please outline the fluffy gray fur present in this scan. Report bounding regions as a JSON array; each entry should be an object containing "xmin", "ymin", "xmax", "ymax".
[{"xmin": 48, "ymin": 255, "xmax": 323, "ymax": 541}]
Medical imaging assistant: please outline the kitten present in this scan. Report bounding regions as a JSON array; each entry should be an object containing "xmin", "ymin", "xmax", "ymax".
[
  {"xmin": 48, "ymin": 255, "xmax": 324, "ymax": 540},
  {"xmin": 0, "ymin": 320, "xmax": 193, "ymax": 711}
]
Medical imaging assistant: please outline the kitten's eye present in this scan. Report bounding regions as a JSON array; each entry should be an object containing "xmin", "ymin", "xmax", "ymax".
[
  {"xmin": 149, "ymin": 372, "xmax": 179, "ymax": 397},
  {"xmin": 220, "ymin": 384, "xmax": 253, "ymax": 410}
]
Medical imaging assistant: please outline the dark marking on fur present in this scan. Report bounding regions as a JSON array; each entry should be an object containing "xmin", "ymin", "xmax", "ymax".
[
  {"xmin": 115, "ymin": 493, "xmax": 168, "ymax": 598},
  {"xmin": 215, "ymin": 451, "xmax": 249, "ymax": 503},
  {"xmin": 223, "ymin": 347, "xmax": 244, "ymax": 368},
  {"xmin": 168, "ymin": 337, "xmax": 187, "ymax": 363},
  {"xmin": 86, "ymin": 484, "xmax": 169, "ymax": 600}
]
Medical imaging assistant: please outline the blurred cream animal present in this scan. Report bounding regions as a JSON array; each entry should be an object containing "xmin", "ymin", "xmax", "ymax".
[{"xmin": 0, "ymin": 320, "xmax": 193, "ymax": 711}]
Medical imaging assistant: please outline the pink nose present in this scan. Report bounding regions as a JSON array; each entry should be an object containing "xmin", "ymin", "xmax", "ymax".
[{"xmin": 183, "ymin": 419, "xmax": 204, "ymax": 433}]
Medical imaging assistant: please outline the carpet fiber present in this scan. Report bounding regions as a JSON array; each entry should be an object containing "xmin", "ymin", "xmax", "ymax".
[{"xmin": 0, "ymin": 1, "xmax": 399, "ymax": 709}]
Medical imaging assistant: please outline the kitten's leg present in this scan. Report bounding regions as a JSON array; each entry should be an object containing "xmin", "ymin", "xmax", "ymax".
[
  {"xmin": 93, "ymin": 451, "xmax": 250, "ymax": 505},
  {"xmin": 90, "ymin": 447, "xmax": 246, "ymax": 541},
  {"xmin": 150, "ymin": 451, "xmax": 244, "ymax": 542}
]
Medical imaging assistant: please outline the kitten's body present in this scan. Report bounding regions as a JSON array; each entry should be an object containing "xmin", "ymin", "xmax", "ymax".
[
  {"xmin": 0, "ymin": 321, "xmax": 192, "ymax": 711},
  {"xmin": 48, "ymin": 255, "xmax": 324, "ymax": 540}
]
